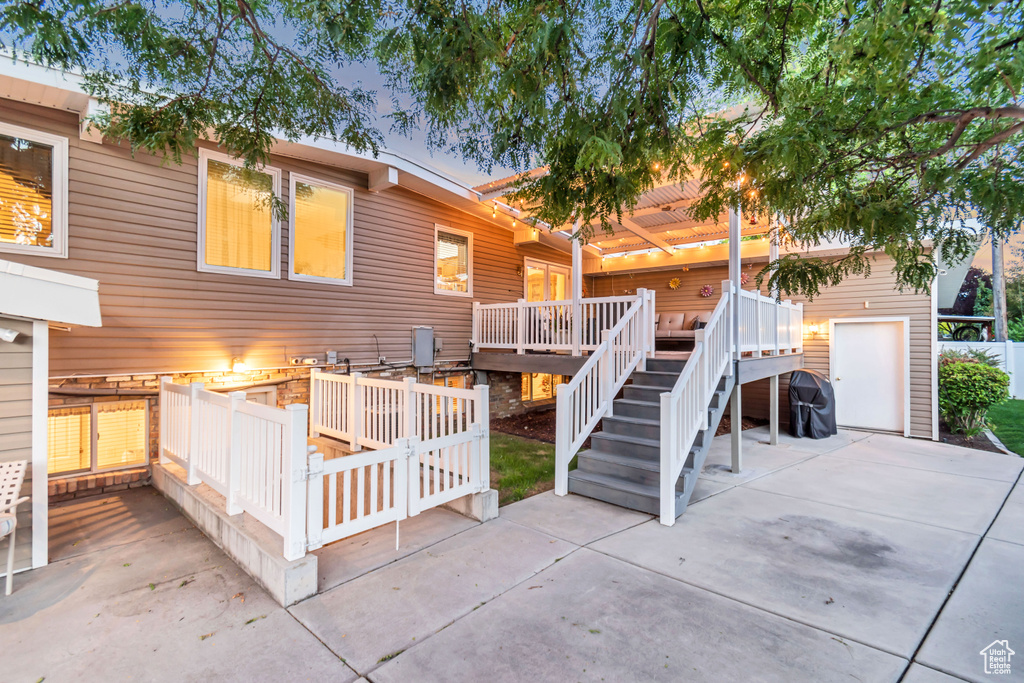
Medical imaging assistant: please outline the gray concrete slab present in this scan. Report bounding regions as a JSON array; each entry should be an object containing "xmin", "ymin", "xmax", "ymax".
[
  {"xmin": 987, "ymin": 483, "xmax": 1024, "ymax": 546},
  {"xmin": 288, "ymin": 518, "xmax": 575, "ymax": 674},
  {"xmin": 688, "ymin": 474, "xmax": 733, "ymax": 503},
  {"xmin": 373, "ymin": 548, "xmax": 907, "ymax": 683},
  {"xmin": 741, "ymin": 425, "xmax": 873, "ymax": 453},
  {"xmin": 917, "ymin": 538, "xmax": 1024, "ymax": 683},
  {"xmin": 48, "ymin": 487, "xmax": 193, "ymax": 561},
  {"xmin": 499, "ymin": 490, "xmax": 651, "ymax": 545},
  {"xmin": 830, "ymin": 434, "xmax": 1024, "ymax": 482},
  {"xmin": 746, "ymin": 455, "xmax": 1014, "ymax": 534},
  {"xmin": 902, "ymin": 664, "xmax": 971, "ymax": 682},
  {"xmin": 0, "ymin": 527, "xmax": 352, "ymax": 682},
  {"xmin": 590, "ymin": 486, "xmax": 979, "ymax": 657},
  {"xmin": 313, "ymin": 507, "xmax": 478, "ymax": 592}
]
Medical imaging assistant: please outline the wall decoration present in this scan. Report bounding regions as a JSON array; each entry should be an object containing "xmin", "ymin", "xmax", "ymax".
[
  {"xmin": 668, "ymin": 277, "xmax": 681, "ymax": 290},
  {"xmin": 740, "ymin": 272, "xmax": 749, "ymax": 285},
  {"xmin": 699, "ymin": 284, "xmax": 714, "ymax": 297}
]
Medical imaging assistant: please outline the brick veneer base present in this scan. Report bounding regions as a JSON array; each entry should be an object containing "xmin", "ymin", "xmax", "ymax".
[{"xmin": 49, "ymin": 467, "xmax": 151, "ymax": 503}]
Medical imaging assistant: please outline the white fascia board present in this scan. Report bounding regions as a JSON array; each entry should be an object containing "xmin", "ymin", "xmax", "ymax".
[{"xmin": 0, "ymin": 259, "xmax": 101, "ymax": 327}]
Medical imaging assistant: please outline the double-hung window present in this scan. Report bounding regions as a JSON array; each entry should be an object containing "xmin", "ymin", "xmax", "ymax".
[
  {"xmin": 289, "ymin": 173, "xmax": 353, "ymax": 285},
  {"xmin": 198, "ymin": 148, "xmax": 281, "ymax": 278},
  {"xmin": 0, "ymin": 121, "xmax": 68, "ymax": 258},
  {"xmin": 434, "ymin": 225, "xmax": 473, "ymax": 296}
]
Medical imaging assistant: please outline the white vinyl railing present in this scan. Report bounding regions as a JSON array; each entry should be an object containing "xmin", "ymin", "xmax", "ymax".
[
  {"xmin": 473, "ymin": 295, "xmax": 637, "ymax": 355},
  {"xmin": 553, "ymin": 289, "xmax": 656, "ymax": 494},
  {"xmin": 306, "ymin": 373, "xmax": 490, "ymax": 549},
  {"xmin": 659, "ymin": 289, "xmax": 733, "ymax": 525},
  {"xmin": 736, "ymin": 284, "xmax": 803, "ymax": 355},
  {"xmin": 310, "ymin": 370, "xmax": 488, "ymax": 449},
  {"xmin": 158, "ymin": 378, "xmax": 309, "ymax": 560}
]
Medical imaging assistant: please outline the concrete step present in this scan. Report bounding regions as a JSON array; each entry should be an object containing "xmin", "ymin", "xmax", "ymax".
[
  {"xmin": 577, "ymin": 449, "xmax": 690, "ymax": 490},
  {"xmin": 613, "ymin": 398, "xmax": 661, "ymax": 421},
  {"xmin": 629, "ymin": 370, "xmax": 679, "ymax": 388},
  {"xmin": 602, "ymin": 414, "xmax": 661, "ymax": 441},
  {"xmin": 622, "ymin": 384, "xmax": 668, "ymax": 403},
  {"xmin": 567, "ymin": 469, "xmax": 691, "ymax": 516},
  {"xmin": 646, "ymin": 357, "xmax": 687, "ymax": 373},
  {"xmin": 589, "ymin": 431, "xmax": 660, "ymax": 460}
]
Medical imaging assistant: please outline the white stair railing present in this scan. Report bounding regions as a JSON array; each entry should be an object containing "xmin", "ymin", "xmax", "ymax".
[
  {"xmin": 554, "ymin": 289, "xmax": 656, "ymax": 495},
  {"xmin": 658, "ymin": 288, "xmax": 733, "ymax": 526},
  {"xmin": 736, "ymin": 286, "xmax": 804, "ymax": 355}
]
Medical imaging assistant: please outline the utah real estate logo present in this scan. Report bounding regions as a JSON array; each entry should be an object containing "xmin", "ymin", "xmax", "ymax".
[{"xmin": 979, "ymin": 640, "xmax": 1014, "ymax": 675}]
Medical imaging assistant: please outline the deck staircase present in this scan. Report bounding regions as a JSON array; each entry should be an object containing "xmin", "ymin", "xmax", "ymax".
[{"xmin": 567, "ymin": 356, "xmax": 736, "ymax": 517}]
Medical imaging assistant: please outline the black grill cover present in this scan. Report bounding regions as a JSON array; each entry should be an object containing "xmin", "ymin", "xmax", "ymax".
[{"xmin": 789, "ymin": 369, "xmax": 837, "ymax": 439}]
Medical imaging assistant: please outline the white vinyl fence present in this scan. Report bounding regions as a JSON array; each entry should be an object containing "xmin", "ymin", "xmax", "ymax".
[
  {"xmin": 161, "ymin": 372, "xmax": 492, "ymax": 561},
  {"xmin": 938, "ymin": 340, "xmax": 1024, "ymax": 399},
  {"xmin": 159, "ymin": 378, "xmax": 308, "ymax": 560},
  {"xmin": 307, "ymin": 371, "xmax": 490, "ymax": 548}
]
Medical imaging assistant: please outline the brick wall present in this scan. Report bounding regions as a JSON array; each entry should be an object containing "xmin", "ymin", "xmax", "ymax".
[
  {"xmin": 486, "ymin": 371, "xmax": 528, "ymax": 418},
  {"xmin": 48, "ymin": 362, "xmax": 473, "ymax": 500}
]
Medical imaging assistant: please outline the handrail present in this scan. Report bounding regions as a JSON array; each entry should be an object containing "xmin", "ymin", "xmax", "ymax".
[{"xmin": 554, "ymin": 289, "xmax": 655, "ymax": 495}]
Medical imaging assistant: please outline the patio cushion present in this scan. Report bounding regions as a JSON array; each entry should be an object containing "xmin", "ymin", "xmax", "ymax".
[
  {"xmin": 657, "ymin": 313, "xmax": 687, "ymax": 331},
  {"xmin": 0, "ymin": 513, "xmax": 13, "ymax": 538}
]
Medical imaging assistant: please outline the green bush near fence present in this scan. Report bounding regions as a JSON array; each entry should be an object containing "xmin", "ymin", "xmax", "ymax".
[{"xmin": 938, "ymin": 361, "xmax": 1010, "ymax": 437}]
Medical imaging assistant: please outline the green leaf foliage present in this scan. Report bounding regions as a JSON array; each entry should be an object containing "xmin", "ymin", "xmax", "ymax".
[{"xmin": 938, "ymin": 361, "xmax": 1010, "ymax": 436}]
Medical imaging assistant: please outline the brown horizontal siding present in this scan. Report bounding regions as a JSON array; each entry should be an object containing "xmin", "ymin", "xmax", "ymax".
[
  {"xmin": 0, "ymin": 318, "xmax": 34, "ymax": 573},
  {"xmin": 593, "ymin": 257, "xmax": 935, "ymax": 439},
  {"xmin": 0, "ymin": 99, "xmax": 570, "ymax": 377}
]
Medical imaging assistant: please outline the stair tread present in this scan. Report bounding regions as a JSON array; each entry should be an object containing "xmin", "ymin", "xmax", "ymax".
[
  {"xmin": 602, "ymin": 414, "xmax": 660, "ymax": 427},
  {"xmin": 580, "ymin": 449, "xmax": 661, "ymax": 471},
  {"xmin": 615, "ymin": 398, "xmax": 660, "ymax": 408},
  {"xmin": 591, "ymin": 431, "xmax": 660, "ymax": 448},
  {"xmin": 632, "ymin": 370, "xmax": 679, "ymax": 377},
  {"xmin": 569, "ymin": 469, "xmax": 690, "ymax": 499}
]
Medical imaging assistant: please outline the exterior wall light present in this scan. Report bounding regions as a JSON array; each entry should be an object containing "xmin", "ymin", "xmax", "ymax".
[
  {"xmin": 232, "ymin": 357, "xmax": 249, "ymax": 373},
  {"xmin": 0, "ymin": 327, "xmax": 19, "ymax": 343}
]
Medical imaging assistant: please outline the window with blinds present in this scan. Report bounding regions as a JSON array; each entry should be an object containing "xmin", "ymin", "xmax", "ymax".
[
  {"xmin": 434, "ymin": 226, "xmax": 472, "ymax": 296},
  {"xmin": 0, "ymin": 122, "xmax": 67, "ymax": 258},
  {"xmin": 290, "ymin": 175, "xmax": 353, "ymax": 284},
  {"xmin": 521, "ymin": 373, "xmax": 566, "ymax": 402},
  {"xmin": 199, "ymin": 150, "xmax": 280, "ymax": 277},
  {"xmin": 47, "ymin": 401, "xmax": 149, "ymax": 476}
]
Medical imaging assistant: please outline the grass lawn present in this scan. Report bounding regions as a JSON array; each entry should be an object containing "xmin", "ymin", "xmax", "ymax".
[
  {"xmin": 987, "ymin": 399, "xmax": 1024, "ymax": 456},
  {"xmin": 490, "ymin": 432, "xmax": 575, "ymax": 506}
]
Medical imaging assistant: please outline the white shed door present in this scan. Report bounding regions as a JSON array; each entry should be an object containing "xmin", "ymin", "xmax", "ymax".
[{"xmin": 832, "ymin": 321, "xmax": 905, "ymax": 433}]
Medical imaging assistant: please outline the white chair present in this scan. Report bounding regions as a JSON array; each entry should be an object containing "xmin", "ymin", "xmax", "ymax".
[{"xmin": 1, "ymin": 460, "xmax": 29, "ymax": 596}]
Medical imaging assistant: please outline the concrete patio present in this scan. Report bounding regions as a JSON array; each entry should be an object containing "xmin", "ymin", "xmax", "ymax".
[{"xmin": 1, "ymin": 427, "xmax": 1021, "ymax": 682}]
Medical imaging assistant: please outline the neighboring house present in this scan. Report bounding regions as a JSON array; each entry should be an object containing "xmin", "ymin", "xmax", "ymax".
[{"xmin": 0, "ymin": 59, "xmax": 938, "ymax": 577}]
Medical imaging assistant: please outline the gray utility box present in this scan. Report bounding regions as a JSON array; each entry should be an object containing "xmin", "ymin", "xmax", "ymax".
[{"xmin": 412, "ymin": 326, "xmax": 434, "ymax": 370}]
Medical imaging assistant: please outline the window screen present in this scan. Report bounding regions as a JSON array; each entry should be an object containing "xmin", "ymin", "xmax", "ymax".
[
  {"xmin": 292, "ymin": 179, "xmax": 350, "ymax": 282},
  {"xmin": 436, "ymin": 229, "xmax": 470, "ymax": 294},
  {"xmin": 204, "ymin": 158, "xmax": 274, "ymax": 272},
  {"xmin": 0, "ymin": 132, "xmax": 53, "ymax": 249}
]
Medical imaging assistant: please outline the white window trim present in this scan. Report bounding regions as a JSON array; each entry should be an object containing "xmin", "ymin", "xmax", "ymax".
[
  {"xmin": 287, "ymin": 172, "xmax": 354, "ymax": 286},
  {"xmin": 197, "ymin": 147, "xmax": 282, "ymax": 279},
  {"xmin": 523, "ymin": 257, "xmax": 572, "ymax": 301},
  {"xmin": 0, "ymin": 121, "xmax": 69, "ymax": 259},
  {"xmin": 434, "ymin": 223, "xmax": 473, "ymax": 297}
]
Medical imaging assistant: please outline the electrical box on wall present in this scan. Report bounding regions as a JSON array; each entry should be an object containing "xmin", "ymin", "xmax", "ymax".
[{"xmin": 412, "ymin": 326, "xmax": 434, "ymax": 370}]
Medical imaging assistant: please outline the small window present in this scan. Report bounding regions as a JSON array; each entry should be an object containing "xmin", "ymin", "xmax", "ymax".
[
  {"xmin": 289, "ymin": 174, "xmax": 353, "ymax": 285},
  {"xmin": 0, "ymin": 121, "xmax": 68, "ymax": 258},
  {"xmin": 522, "ymin": 373, "xmax": 566, "ymax": 402},
  {"xmin": 434, "ymin": 225, "xmax": 472, "ymax": 296},
  {"xmin": 48, "ymin": 400, "xmax": 149, "ymax": 476},
  {"xmin": 198, "ymin": 149, "xmax": 281, "ymax": 278},
  {"xmin": 432, "ymin": 374, "xmax": 466, "ymax": 413}
]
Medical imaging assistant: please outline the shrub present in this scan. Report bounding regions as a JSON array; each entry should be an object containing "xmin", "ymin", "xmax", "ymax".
[
  {"xmin": 938, "ymin": 347, "xmax": 1001, "ymax": 368},
  {"xmin": 938, "ymin": 362, "xmax": 1010, "ymax": 436}
]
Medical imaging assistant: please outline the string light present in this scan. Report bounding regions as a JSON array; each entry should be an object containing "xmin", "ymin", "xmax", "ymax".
[{"xmin": 492, "ymin": 205, "xmax": 496, "ymax": 218}]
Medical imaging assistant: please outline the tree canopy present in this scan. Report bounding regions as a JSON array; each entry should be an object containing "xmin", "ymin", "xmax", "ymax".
[{"xmin": 3, "ymin": 0, "xmax": 1022, "ymax": 297}]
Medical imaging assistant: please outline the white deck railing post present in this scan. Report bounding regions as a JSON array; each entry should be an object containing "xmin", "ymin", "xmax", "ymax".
[
  {"xmin": 516, "ymin": 299, "xmax": 526, "ymax": 354},
  {"xmin": 226, "ymin": 390, "xmax": 246, "ymax": 515},
  {"xmin": 282, "ymin": 403, "xmax": 308, "ymax": 561},
  {"xmin": 472, "ymin": 301, "xmax": 481, "ymax": 353},
  {"xmin": 306, "ymin": 446, "xmax": 324, "ymax": 551},
  {"xmin": 405, "ymin": 437, "xmax": 420, "ymax": 517},
  {"xmin": 310, "ymin": 369, "xmax": 321, "ymax": 438},
  {"xmin": 186, "ymin": 382, "xmax": 203, "ymax": 485},
  {"xmin": 349, "ymin": 372, "xmax": 363, "ymax": 452},
  {"xmin": 476, "ymin": 384, "xmax": 490, "ymax": 490},
  {"xmin": 158, "ymin": 376, "xmax": 171, "ymax": 465},
  {"xmin": 403, "ymin": 377, "xmax": 417, "ymax": 439},
  {"xmin": 554, "ymin": 383, "xmax": 569, "ymax": 496}
]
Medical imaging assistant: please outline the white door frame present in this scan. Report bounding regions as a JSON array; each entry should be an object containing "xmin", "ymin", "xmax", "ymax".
[
  {"xmin": 522, "ymin": 257, "xmax": 571, "ymax": 301},
  {"xmin": 829, "ymin": 316, "xmax": 911, "ymax": 437}
]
